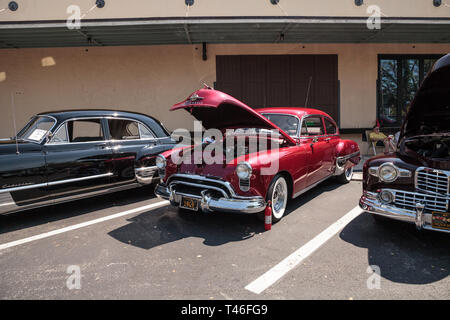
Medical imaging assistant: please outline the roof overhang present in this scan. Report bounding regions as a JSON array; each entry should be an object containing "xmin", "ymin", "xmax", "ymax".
[{"xmin": 1, "ymin": 16, "xmax": 450, "ymax": 49}]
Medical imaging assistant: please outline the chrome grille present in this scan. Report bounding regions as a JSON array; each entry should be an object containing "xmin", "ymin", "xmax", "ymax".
[
  {"xmin": 415, "ymin": 168, "xmax": 450, "ymax": 196},
  {"xmin": 393, "ymin": 190, "xmax": 448, "ymax": 213},
  {"xmin": 167, "ymin": 174, "xmax": 234, "ymax": 198},
  {"xmin": 239, "ymin": 179, "xmax": 250, "ymax": 192}
]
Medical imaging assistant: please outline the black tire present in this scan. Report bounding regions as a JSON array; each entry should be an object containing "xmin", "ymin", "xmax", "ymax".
[
  {"xmin": 336, "ymin": 166, "xmax": 354, "ymax": 184},
  {"xmin": 266, "ymin": 174, "xmax": 289, "ymax": 223}
]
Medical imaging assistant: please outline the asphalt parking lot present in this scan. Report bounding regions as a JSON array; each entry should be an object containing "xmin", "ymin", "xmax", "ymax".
[{"xmin": 0, "ymin": 178, "xmax": 449, "ymax": 300}]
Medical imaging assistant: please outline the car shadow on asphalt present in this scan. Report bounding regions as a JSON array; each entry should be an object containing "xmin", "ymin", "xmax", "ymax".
[
  {"xmin": 0, "ymin": 185, "xmax": 157, "ymax": 235},
  {"xmin": 108, "ymin": 207, "xmax": 263, "ymax": 249},
  {"xmin": 108, "ymin": 178, "xmax": 344, "ymax": 250},
  {"xmin": 339, "ymin": 212, "xmax": 450, "ymax": 285}
]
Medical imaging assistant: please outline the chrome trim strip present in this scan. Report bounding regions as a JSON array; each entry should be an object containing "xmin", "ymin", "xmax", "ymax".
[
  {"xmin": 0, "ymin": 182, "xmax": 48, "ymax": 194},
  {"xmin": 0, "ymin": 182, "xmax": 141, "ymax": 216},
  {"xmin": 337, "ymin": 151, "xmax": 360, "ymax": 162},
  {"xmin": 47, "ymin": 173, "xmax": 113, "ymax": 187},
  {"xmin": 135, "ymin": 166, "xmax": 157, "ymax": 173},
  {"xmin": 0, "ymin": 172, "xmax": 113, "ymax": 194}
]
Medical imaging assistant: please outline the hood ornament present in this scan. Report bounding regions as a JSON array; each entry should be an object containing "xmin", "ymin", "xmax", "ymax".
[{"xmin": 189, "ymin": 93, "xmax": 204, "ymax": 102}]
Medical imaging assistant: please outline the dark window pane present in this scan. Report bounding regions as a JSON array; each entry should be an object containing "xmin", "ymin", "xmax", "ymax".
[
  {"xmin": 108, "ymin": 119, "xmax": 140, "ymax": 140},
  {"xmin": 379, "ymin": 59, "xmax": 399, "ymax": 126},
  {"xmin": 401, "ymin": 59, "xmax": 420, "ymax": 120},
  {"xmin": 324, "ymin": 118, "xmax": 337, "ymax": 135}
]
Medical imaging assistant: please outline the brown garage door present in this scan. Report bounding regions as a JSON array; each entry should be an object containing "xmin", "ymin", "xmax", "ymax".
[{"xmin": 215, "ymin": 55, "xmax": 339, "ymax": 124}]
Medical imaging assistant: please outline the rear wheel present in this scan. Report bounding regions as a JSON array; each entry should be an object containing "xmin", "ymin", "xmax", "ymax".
[
  {"xmin": 336, "ymin": 166, "xmax": 353, "ymax": 184},
  {"xmin": 267, "ymin": 175, "xmax": 288, "ymax": 223}
]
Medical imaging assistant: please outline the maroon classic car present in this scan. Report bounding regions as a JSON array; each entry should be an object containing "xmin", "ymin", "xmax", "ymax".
[
  {"xmin": 154, "ymin": 88, "xmax": 360, "ymax": 222},
  {"xmin": 360, "ymin": 53, "xmax": 450, "ymax": 233}
]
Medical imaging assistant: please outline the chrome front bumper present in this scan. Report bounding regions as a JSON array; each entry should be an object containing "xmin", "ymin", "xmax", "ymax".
[
  {"xmin": 359, "ymin": 190, "xmax": 450, "ymax": 234},
  {"xmin": 155, "ymin": 183, "xmax": 266, "ymax": 214}
]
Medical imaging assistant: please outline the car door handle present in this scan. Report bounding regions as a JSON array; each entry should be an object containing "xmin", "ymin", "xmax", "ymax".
[
  {"xmin": 95, "ymin": 143, "xmax": 107, "ymax": 149},
  {"xmin": 324, "ymin": 138, "xmax": 331, "ymax": 142}
]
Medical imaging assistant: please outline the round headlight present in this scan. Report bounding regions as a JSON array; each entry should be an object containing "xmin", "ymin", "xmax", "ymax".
[
  {"xmin": 378, "ymin": 163, "xmax": 398, "ymax": 182},
  {"xmin": 236, "ymin": 162, "xmax": 252, "ymax": 180},
  {"xmin": 156, "ymin": 155, "xmax": 166, "ymax": 169}
]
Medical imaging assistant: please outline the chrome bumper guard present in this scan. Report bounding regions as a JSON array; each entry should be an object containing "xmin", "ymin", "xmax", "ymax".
[
  {"xmin": 359, "ymin": 190, "xmax": 450, "ymax": 234},
  {"xmin": 155, "ymin": 183, "xmax": 266, "ymax": 214}
]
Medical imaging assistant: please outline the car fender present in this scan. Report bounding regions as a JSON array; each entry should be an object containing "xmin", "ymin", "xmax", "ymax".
[{"xmin": 336, "ymin": 139, "xmax": 361, "ymax": 167}]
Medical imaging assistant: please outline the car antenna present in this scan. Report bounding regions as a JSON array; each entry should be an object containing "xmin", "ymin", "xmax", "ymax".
[
  {"xmin": 304, "ymin": 76, "xmax": 312, "ymax": 107},
  {"xmin": 11, "ymin": 91, "xmax": 20, "ymax": 155},
  {"xmin": 202, "ymin": 82, "xmax": 212, "ymax": 90}
]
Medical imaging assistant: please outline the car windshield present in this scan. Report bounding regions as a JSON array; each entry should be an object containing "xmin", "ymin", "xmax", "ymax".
[
  {"xmin": 261, "ymin": 114, "xmax": 299, "ymax": 137},
  {"xmin": 17, "ymin": 116, "xmax": 55, "ymax": 142}
]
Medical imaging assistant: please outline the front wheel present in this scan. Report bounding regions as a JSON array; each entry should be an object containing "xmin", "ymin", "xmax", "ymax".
[
  {"xmin": 267, "ymin": 175, "xmax": 289, "ymax": 223},
  {"xmin": 336, "ymin": 166, "xmax": 353, "ymax": 184}
]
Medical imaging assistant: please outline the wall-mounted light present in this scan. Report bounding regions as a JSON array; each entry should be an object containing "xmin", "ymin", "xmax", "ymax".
[
  {"xmin": 433, "ymin": 0, "xmax": 442, "ymax": 7},
  {"xmin": 270, "ymin": 0, "xmax": 280, "ymax": 4},
  {"xmin": 185, "ymin": 0, "xmax": 194, "ymax": 6},
  {"xmin": 8, "ymin": 1, "xmax": 18, "ymax": 11},
  {"xmin": 354, "ymin": 0, "xmax": 363, "ymax": 6},
  {"xmin": 96, "ymin": 0, "xmax": 105, "ymax": 8}
]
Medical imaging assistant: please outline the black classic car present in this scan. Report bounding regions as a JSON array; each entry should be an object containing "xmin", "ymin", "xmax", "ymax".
[
  {"xmin": 360, "ymin": 53, "xmax": 450, "ymax": 233},
  {"xmin": 0, "ymin": 110, "xmax": 176, "ymax": 215}
]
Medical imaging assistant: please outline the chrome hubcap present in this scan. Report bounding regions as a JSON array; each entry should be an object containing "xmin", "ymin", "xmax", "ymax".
[{"xmin": 272, "ymin": 178, "xmax": 287, "ymax": 219}]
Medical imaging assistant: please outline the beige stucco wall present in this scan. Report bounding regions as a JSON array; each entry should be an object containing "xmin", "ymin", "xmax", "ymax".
[
  {"xmin": 0, "ymin": 0, "xmax": 449, "ymax": 21},
  {"xmin": 0, "ymin": 43, "xmax": 449, "ymax": 137}
]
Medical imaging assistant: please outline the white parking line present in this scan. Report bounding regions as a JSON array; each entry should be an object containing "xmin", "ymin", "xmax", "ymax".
[
  {"xmin": 245, "ymin": 206, "xmax": 363, "ymax": 294},
  {"xmin": 0, "ymin": 200, "xmax": 169, "ymax": 251}
]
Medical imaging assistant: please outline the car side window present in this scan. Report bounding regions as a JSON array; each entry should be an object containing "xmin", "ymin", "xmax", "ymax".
[
  {"xmin": 48, "ymin": 123, "xmax": 69, "ymax": 144},
  {"xmin": 324, "ymin": 118, "xmax": 337, "ymax": 135},
  {"xmin": 302, "ymin": 117, "xmax": 324, "ymax": 136},
  {"xmin": 138, "ymin": 123, "xmax": 156, "ymax": 139},
  {"xmin": 108, "ymin": 119, "xmax": 142, "ymax": 140},
  {"xmin": 68, "ymin": 119, "xmax": 104, "ymax": 143}
]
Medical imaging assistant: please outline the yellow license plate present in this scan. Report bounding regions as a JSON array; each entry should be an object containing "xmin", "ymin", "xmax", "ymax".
[
  {"xmin": 180, "ymin": 197, "xmax": 198, "ymax": 211},
  {"xmin": 431, "ymin": 211, "xmax": 450, "ymax": 231}
]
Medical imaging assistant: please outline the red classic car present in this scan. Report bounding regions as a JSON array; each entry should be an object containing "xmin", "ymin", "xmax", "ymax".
[{"xmin": 154, "ymin": 88, "xmax": 360, "ymax": 222}]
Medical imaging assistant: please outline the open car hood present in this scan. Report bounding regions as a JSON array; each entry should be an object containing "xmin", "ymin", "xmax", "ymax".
[
  {"xmin": 400, "ymin": 54, "xmax": 450, "ymax": 140},
  {"xmin": 170, "ymin": 88, "xmax": 296, "ymax": 145}
]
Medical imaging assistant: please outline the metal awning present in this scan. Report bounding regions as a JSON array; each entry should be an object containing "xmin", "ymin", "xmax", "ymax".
[{"xmin": 0, "ymin": 17, "xmax": 449, "ymax": 49}]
